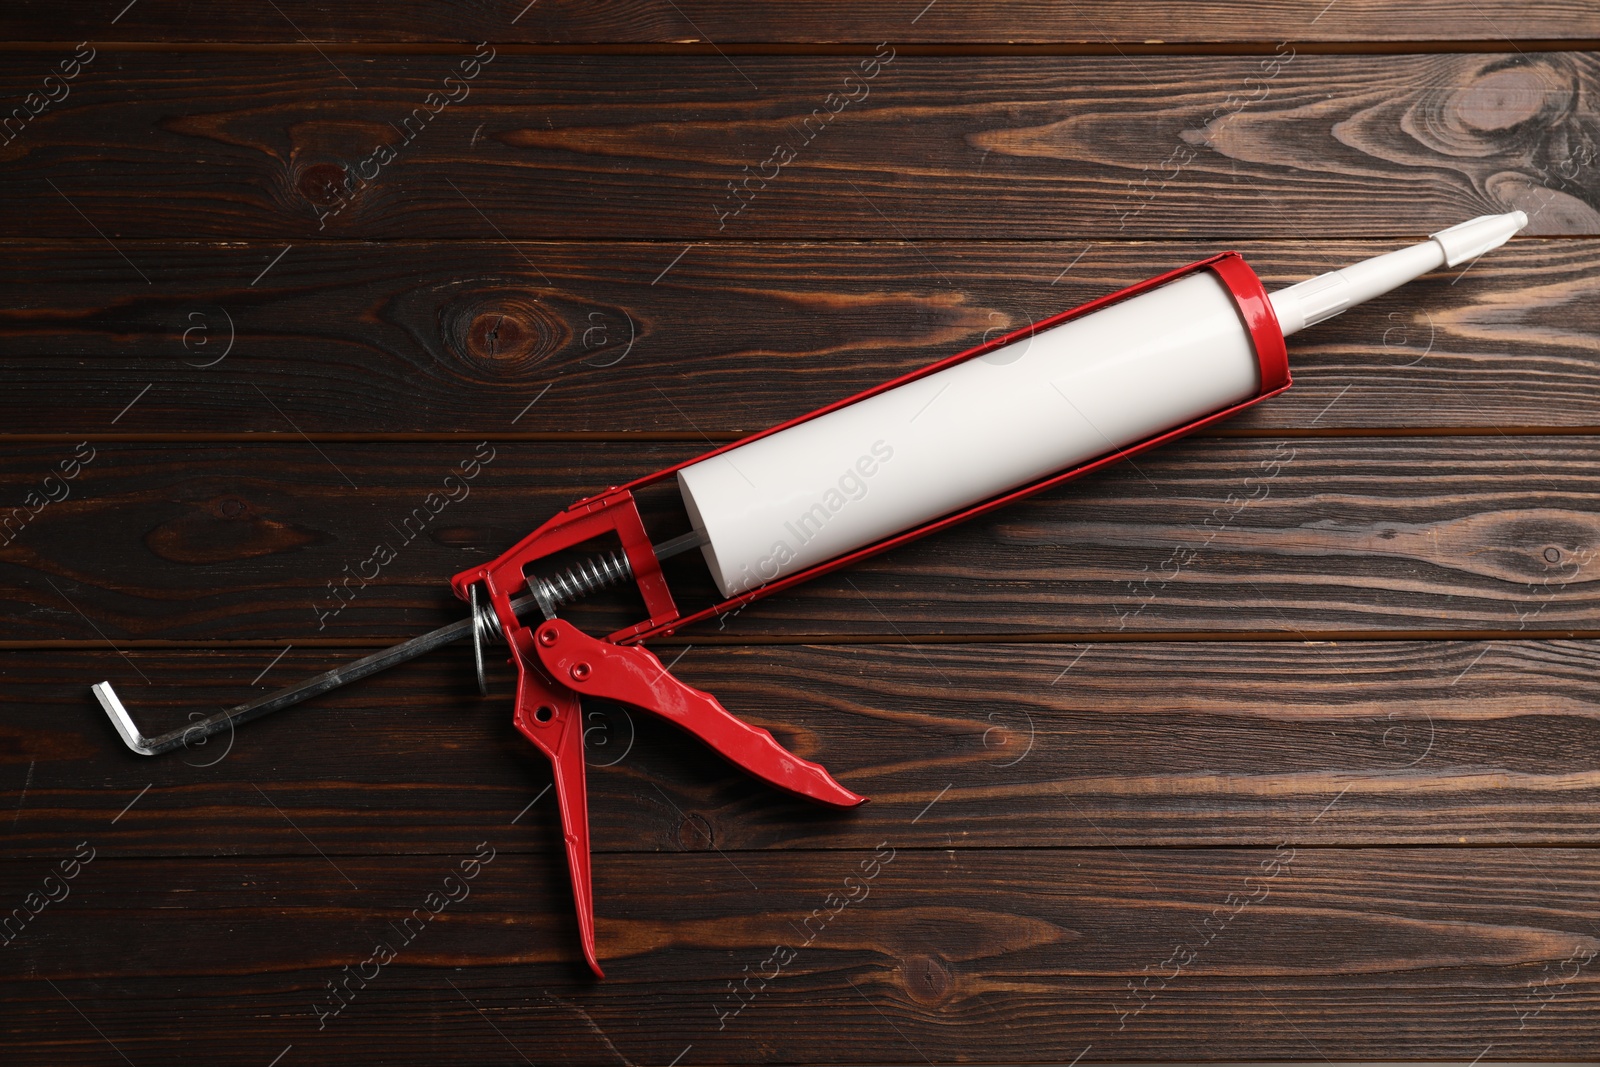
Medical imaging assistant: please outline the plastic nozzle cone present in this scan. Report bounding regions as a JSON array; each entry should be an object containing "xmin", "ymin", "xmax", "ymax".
[{"xmin": 1269, "ymin": 210, "xmax": 1528, "ymax": 337}]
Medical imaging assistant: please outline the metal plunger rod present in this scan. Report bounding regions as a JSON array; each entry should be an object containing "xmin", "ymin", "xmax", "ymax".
[
  {"xmin": 95, "ymin": 592, "xmax": 538, "ymax": 756},
  {"xmin": 93, "ymin": 530, "xmax": 708, "ymax": 756}
]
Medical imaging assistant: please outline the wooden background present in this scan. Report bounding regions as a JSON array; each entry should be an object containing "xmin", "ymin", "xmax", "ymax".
[{"xmin": 4, "ymin": 2, "xmax": 1600, "ymax": 1063}]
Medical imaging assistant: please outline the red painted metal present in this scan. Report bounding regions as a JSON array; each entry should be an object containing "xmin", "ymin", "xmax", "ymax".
[
  {"xmin": 448, "ymin": 500, "xmax": 866, "ymax": 979},
  {"xmin": 488, "ymin": 618, "xmax": 865, "ymax": 977},
  {"xmin": 449, "ymin": 251, "xmax": 1292, "ymax": 976},
  {"xmin": 534, "ymin": 619, "xmax": 864, "ymax": 807},
  {"xmin": 1211, "ymin": 252, "xmax": 1290, "ymax": 391}
]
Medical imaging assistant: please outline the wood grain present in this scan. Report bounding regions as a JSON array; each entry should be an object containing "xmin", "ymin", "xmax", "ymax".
[
  {"xmin": 4, "ymin": 1, "xmax": 1599, "ymax": 44},
  {"xmin": 7, "ymin": 640, "xmax": 1600, "ymax": 856},
  {"xmin": 2, "ymin": 849, "xmax": 1597, "ymax": 1064},
  {"xmin": 4, "ymin": 438, "xmax": 1600, "ymax": 643},
  {"xmin": 3, "ymin": 52, "xmax": 1596, "ymax": 239},
  {"xmin": 5, "ymin": 7, "xmax": 1599, "ymax": 1062},
  {"xmin": 2, "ymin": 237, "xmax": 1597, "ymax": 435}
]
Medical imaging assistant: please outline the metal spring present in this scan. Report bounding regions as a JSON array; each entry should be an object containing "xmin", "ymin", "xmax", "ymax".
[{"xmin": 533, "ymin": 549, "xmax": 634, "ymax": 613}]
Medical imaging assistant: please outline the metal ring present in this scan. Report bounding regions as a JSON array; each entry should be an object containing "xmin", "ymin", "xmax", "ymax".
[{"xmin": 469, "ymin": 583, "xmax": 490, "ymax": 697}]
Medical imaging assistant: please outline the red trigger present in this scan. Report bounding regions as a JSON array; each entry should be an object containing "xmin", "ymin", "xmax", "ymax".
[
  {"xmin": 533, "ymin": 619, "xmax": 866, "ymax": 809},
  {"xmin": 453, "ymin": 491, "xmax": 866, "ymax": 977}
]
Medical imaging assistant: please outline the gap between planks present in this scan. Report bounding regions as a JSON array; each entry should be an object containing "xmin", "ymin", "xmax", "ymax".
[
  {"xmin": 8, "ymin": 628, "xmax": 1600, "ymax": 651},
  {"xmin": 8, "ymin": 843, "xmax": 1591, "ymax": 861},
  {"xmin": 4, "ymin": 40, "xmax": 1600, "ymax": 56},
  {"xmin": 5, "ymin": 236, "xmax": 1598, "ymax": 246},
  {"xmin": 11, "ymin": 426, "xmax": 1600, "ymax": 444}
]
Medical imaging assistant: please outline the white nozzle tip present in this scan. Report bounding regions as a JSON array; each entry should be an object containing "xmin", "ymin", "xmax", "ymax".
[{"xmin": 1429, "ymin": 210, "xmax": 1528, "ymax": 268}]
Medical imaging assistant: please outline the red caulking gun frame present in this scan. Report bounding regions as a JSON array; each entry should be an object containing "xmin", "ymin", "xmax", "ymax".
[{"xmin": 91, "ymin": 210, "xmax": 1529, "ymax": 975}]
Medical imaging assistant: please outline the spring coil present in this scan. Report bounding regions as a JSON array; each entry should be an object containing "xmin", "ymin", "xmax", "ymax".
[{"xmin": 534, "ymin": 549, "xmax": 634, "ymax": 613}]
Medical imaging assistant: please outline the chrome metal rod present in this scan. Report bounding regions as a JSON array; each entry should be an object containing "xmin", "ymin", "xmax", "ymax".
[
  {"xmin": 91, "ymin": 528, "xmax": 711, "ymax": 757},
  {"xmin": 93, "ymin": 592, "xmax": 538, "ymax": 757}
]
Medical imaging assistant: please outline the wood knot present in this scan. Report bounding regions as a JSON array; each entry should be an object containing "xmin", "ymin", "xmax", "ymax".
[
  {"xmin": 1453, "ymin": 63, "xmax": 1569, "ymax": 133},
  {"xmin": 442, "ymin": 294, "xmax": 569, "ymax": 378},
  {"xmin": 469, "ymin": 312, "xmax": 527, "ymax": 360},
  {"xmin": 674, "ymin": 812, "xmax": 714, "ymax": 850},
  {"xmin": 295, "ymin": 163, "xmax": 349, "ymax": 208},
  {"xmin": 145, "ymin": 495, "xmax": 322, "ymax": 564},
  {"xmin": 901, "ymin": 954, "xmax": 953, "ymax": 1005},
  {"xmin": 1399, "ymin": 57, "xmax": 1584, "ymax": 213}
]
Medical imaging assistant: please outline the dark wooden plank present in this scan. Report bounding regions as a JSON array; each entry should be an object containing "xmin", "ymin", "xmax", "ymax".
[
  {"xmin": 2, "ymin": 849, "xmax": 1597, "ymax": 1063},
  {"xmin": 4, "ymin": 438, "xmax": 1600, "ymax": 642},
  {"xmin": 7, "ymin": 639, "xmax": 1600, "ymax": 856},
  {"xmin": 4, "ymin": 52, "xmax": 1596, "ymax": 239},
  {"xmin": 5, "ymin": 1, "xmax": 1600, "ymax": 44},
  {"xmin": 2, "ymin": 237, "xmax": 1595, "ymax": 435},
  {"xmin": 6, "ymin": 10, "xmax": 1592, "ymax": 1067}
]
